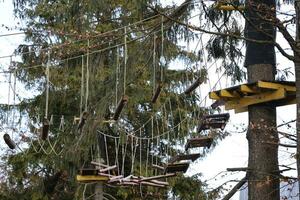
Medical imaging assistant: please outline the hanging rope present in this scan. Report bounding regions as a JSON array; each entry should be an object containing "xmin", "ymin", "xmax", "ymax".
[
  {"xmin": 116, "ymin": 47, "xmax": 120, "ymax": 107},
  {"xmin": 104, "ymin": 135, "xmax": 110, "ymax": 175},
  {"xmin": 45, "ymin": 53, "xmax": 50, "ymax": 119},
  {"xmin": 153, "ymin": 33, "xmax": 157, "ymax": 93},
  {"xmin": 123, "ymin": 27, "xmax": 127, "ymax": 95},
  {"xmin": 121, "ymin": 135, "xmax": 128, "ymax": 176},
  {"xmin": 6, "ymin": 56, "xmax": 12, "ymax": 126},
  {"xmin": 80, "ymin": 55, "xmax": 85, "ymax": 114},
  {"xmin": 85, "ymin": 40, "xmax": 90, "ymax": 111},
  {"xmin": 160, "ymin": 16, "xmax": 164, "ymax": 83},
  {"xmin": 139, "ymin": 129, "xmax": 142, "ymax": 176},
  {"xmin": 114, "ymin": 138, "xmax": 120, "ymax": 175}
]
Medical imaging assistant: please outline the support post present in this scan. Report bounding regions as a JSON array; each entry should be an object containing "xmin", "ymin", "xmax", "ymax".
[{"xmin": 244, "ymin": 0, "xmax": 279, "ymax": 199}]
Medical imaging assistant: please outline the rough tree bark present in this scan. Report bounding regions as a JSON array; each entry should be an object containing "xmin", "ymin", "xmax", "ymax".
[
  {"xmin": 295, "ymin": 0, "xmax": 300, "ymax": 196},
  {"xmin": 245, "ymin": 0, "xmax": 280, "ymax": 199}
]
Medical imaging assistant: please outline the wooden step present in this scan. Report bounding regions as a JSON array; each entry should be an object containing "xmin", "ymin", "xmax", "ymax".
[
  {"xmin": 197, "ymin": 113, "xmax": 230, "ymax": 132},
  {"xmin": 169, "ymin": 153, "xmax": 201, "ymax": 163},
  {"xmin": 164, "ymin": 162, "xmax": 190, "ymax": 174},
  {"xmin": 185, "ymin": 137, "xmax": 213, "ymax": 151}
]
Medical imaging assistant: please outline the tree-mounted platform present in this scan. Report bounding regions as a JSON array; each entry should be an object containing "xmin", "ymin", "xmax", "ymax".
[
  {"xmin": 209, "ymin": 81, "xmax": 296, "ymax": 113},
  {"xmin": 214, "ymin": 1, "xmax": 245, "ymax": 11},
  {"xmin": 77, "ymin": 165, "xmax": 118, "ymax": 182},
  {"xmin": 185, "ymin": 136, "xmax": 213, "ymax": 151}
]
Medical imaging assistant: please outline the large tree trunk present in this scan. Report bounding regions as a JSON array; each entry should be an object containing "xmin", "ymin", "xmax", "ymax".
[
  {"xmin": 295, "ymin": 0, "xmax": 300, "ymax": 196},
  {"xmin": 245, "ymin": 0, "xmax": 279, "ymax": 199}
]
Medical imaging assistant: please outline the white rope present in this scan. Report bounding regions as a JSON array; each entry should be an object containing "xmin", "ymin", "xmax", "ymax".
[
  {"xmin": 160, "ymin": 16, "xmax": 164, "ymax": 82},
  {"xmin": 45, "ymin": 54, "xmax": 50, "ymax": 119},
  {"xmin": 114, "ymin": 138, "xmax": 120, "ymax": 175},
  {"xmin": 6, "ymin": 57, "xmax": 12, "ymax": 125},
  {"xmin": 85, "ymin": 40, "xmax": 90, "ymax": 111},
  {"xmin": 153, "ymin": 33, "xmax": 157, "ymax": 93},
  {"xmin": 104, "ymin": 136, "xmax": 110, "ymax": 172},
  {"xmin": 80, "ymin": 55, "xmax": 85, "ymax": 114},
  {"xmin": 116, "ymin": 48, "xmax": 120, "ymax": 107},
  {"xmin": 59, "ymin": 115, "xmax": 65, "ymax": 131},
  {"xmin": 82, "ymin": 184, "xmax": 87, "ymax": 200},
  {"xmin": 139, "ymin": 129, "xmax": 142, "ymax": 176},
  {"xmin": 123, "ymin": 27, "xmax": 127, "ymax": 95},
  {"xmin": 146, "ymin": 138, "xmax": 150, "ymax": 176},
  {"xmin": 121, "ymin": 135, "xmax": 128, "ymax": 176}
]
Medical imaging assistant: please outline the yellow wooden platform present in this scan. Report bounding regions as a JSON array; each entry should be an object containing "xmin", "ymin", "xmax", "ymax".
[
  {"xmin": 209, "ymin": 81, "xmax": 296, "ymax": 113},
  {"xmin": 76, "ymin": 175, "xmax": 109, "ymax": 182},
  {"xmin": 214, "ymin": 3, "xmax": 245, "ymax": 11}
]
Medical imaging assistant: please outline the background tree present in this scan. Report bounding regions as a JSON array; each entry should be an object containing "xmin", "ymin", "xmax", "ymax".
[{"xmin": 0, "ymin": 0, "xmax": 228, "ymax": 199}]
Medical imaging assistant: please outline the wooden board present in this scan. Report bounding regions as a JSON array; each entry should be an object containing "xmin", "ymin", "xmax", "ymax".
[
  {"xmin": 185, "ymin": 137, "xmax": 213, "ymax": 151},
  {"xmin": 209, "ymin": 81, "xmax": 296, "ymax": 113},
  {"xmin": 76, "ymin": 175, "xmax": 109, "ymax": 182},
  {"xmin": 164, "ymin": 162, "xmax": 190, "ymax": 174}
]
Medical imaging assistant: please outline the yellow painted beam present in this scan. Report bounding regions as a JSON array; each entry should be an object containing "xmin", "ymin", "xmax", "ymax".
[
  {"xmin": 209, "ymin": 92, "xmax": 221, "ymax": 100},
  {"xmin": 219, "ymin": 89, "xmax": 240, "ymax": 98},
  {"xmin": 225, "ymin": 88, "xmax": 286, "ymax": 110},
  {"xmin": 217, "ymin": 5, "xmax": 245, "ymax": 11},
  {"xmin": 257, "ymin": 81, "xmax": 296, "ymax": 92},
  {"xmin": 240, "ymin": 85, "xmax": 258, "ymax": 94},
  {"xmin": 76, "ymin": 175, "xmax": 109, "ymax": 182}
]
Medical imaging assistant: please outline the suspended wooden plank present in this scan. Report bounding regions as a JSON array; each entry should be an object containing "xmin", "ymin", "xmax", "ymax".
[
  {"xmin": 151, "ymin": 84, "xmax": 162, "ymax": 103},
  {"xmin": 3, "ymin": 133, "xmax": 16, "ymax": 149},
  {"xmin": 113, "ymin": 95, "xmax": 128, "ymax": 120},
  {"xmin": 164, "ymin": 162, "xmax": 189, "ymax": 174},
  {"xmin": 169, "ymin": 153, "xmax": 201, "ymax": 164},
  {"xmin": 184, "ymin": 78, "xmax": 203, "ymax": 95},
  {"xmin": 185, "ymin": 137, "xmax": 213, "ymax": 151},
  {"xmin": 41, "ymin": 118, "xmax": 50, "ymax": 140},
  {"xmin": 197, "ymin": 113, "xmax": 230, "ymax": 132},
  {"xmin": 78, "ymin": 111, "xmax": 89, "ymax": 130}
]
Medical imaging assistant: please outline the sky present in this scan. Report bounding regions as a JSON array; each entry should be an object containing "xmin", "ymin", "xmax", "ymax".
[{"xmin": 0, "ymin": 1, "xmax": 297, "ymax": 200}]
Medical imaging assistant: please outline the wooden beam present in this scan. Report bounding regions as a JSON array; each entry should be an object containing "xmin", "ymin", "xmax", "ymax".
[
  {"xmin": 225, "ymin": 88, "xmax": 286, "ymax": 110},
  {"xmin": 222, "ymin": 177, "xmax": 247, "ymax": 200},
  {"xmin": 209, "ymin": 92, "xmax": 221, "ymax": 100},
  {"xmin": 217, "ymin": 5, "xmax": 245, "ymax": 11},
  {"xmin": 219, "ymin": 90, "xmax": 239, "ymax": 98},
  {"xmin": 227, "ymin": 167, "xmax": 249, "ymax": 172},
  {"xmin": 257, "ymin": 81, "xmax": 296, "ymax": 92},
  {"xmin": 240, "ymin": 84, "xmax": 258, "ymax": 94},
  {"xmin": 76, "ymin": 175, "xmax": 109, "ymax": 182}
]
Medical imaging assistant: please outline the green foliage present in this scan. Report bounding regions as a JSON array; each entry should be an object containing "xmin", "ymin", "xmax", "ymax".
[{"xmin": 1, "ymin": 0, "xmax": 230, "ymax": 199}]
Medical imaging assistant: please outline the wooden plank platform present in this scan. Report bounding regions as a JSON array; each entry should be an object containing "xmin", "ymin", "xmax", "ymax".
[
  {"xmin": 169, "ymin": 153, "xmax": 201, "ymax": 163},
  {"xmin": 197, "ymin": 113, "xmax": 230, "ymax": 132},
  {"xmin": 185, "ymin": 137, "xmax": 213, "ymax": 151},
  {"xmin": 76, "ymin": 175, "xmax": 109, "ymax": 182},
  {"xmin": 209, "ymin": 81, "xmax": 296, "ymax": 113},
  {"xmin": 164, "ymin": 162, "xmax": 190, "ymax": 174}
]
